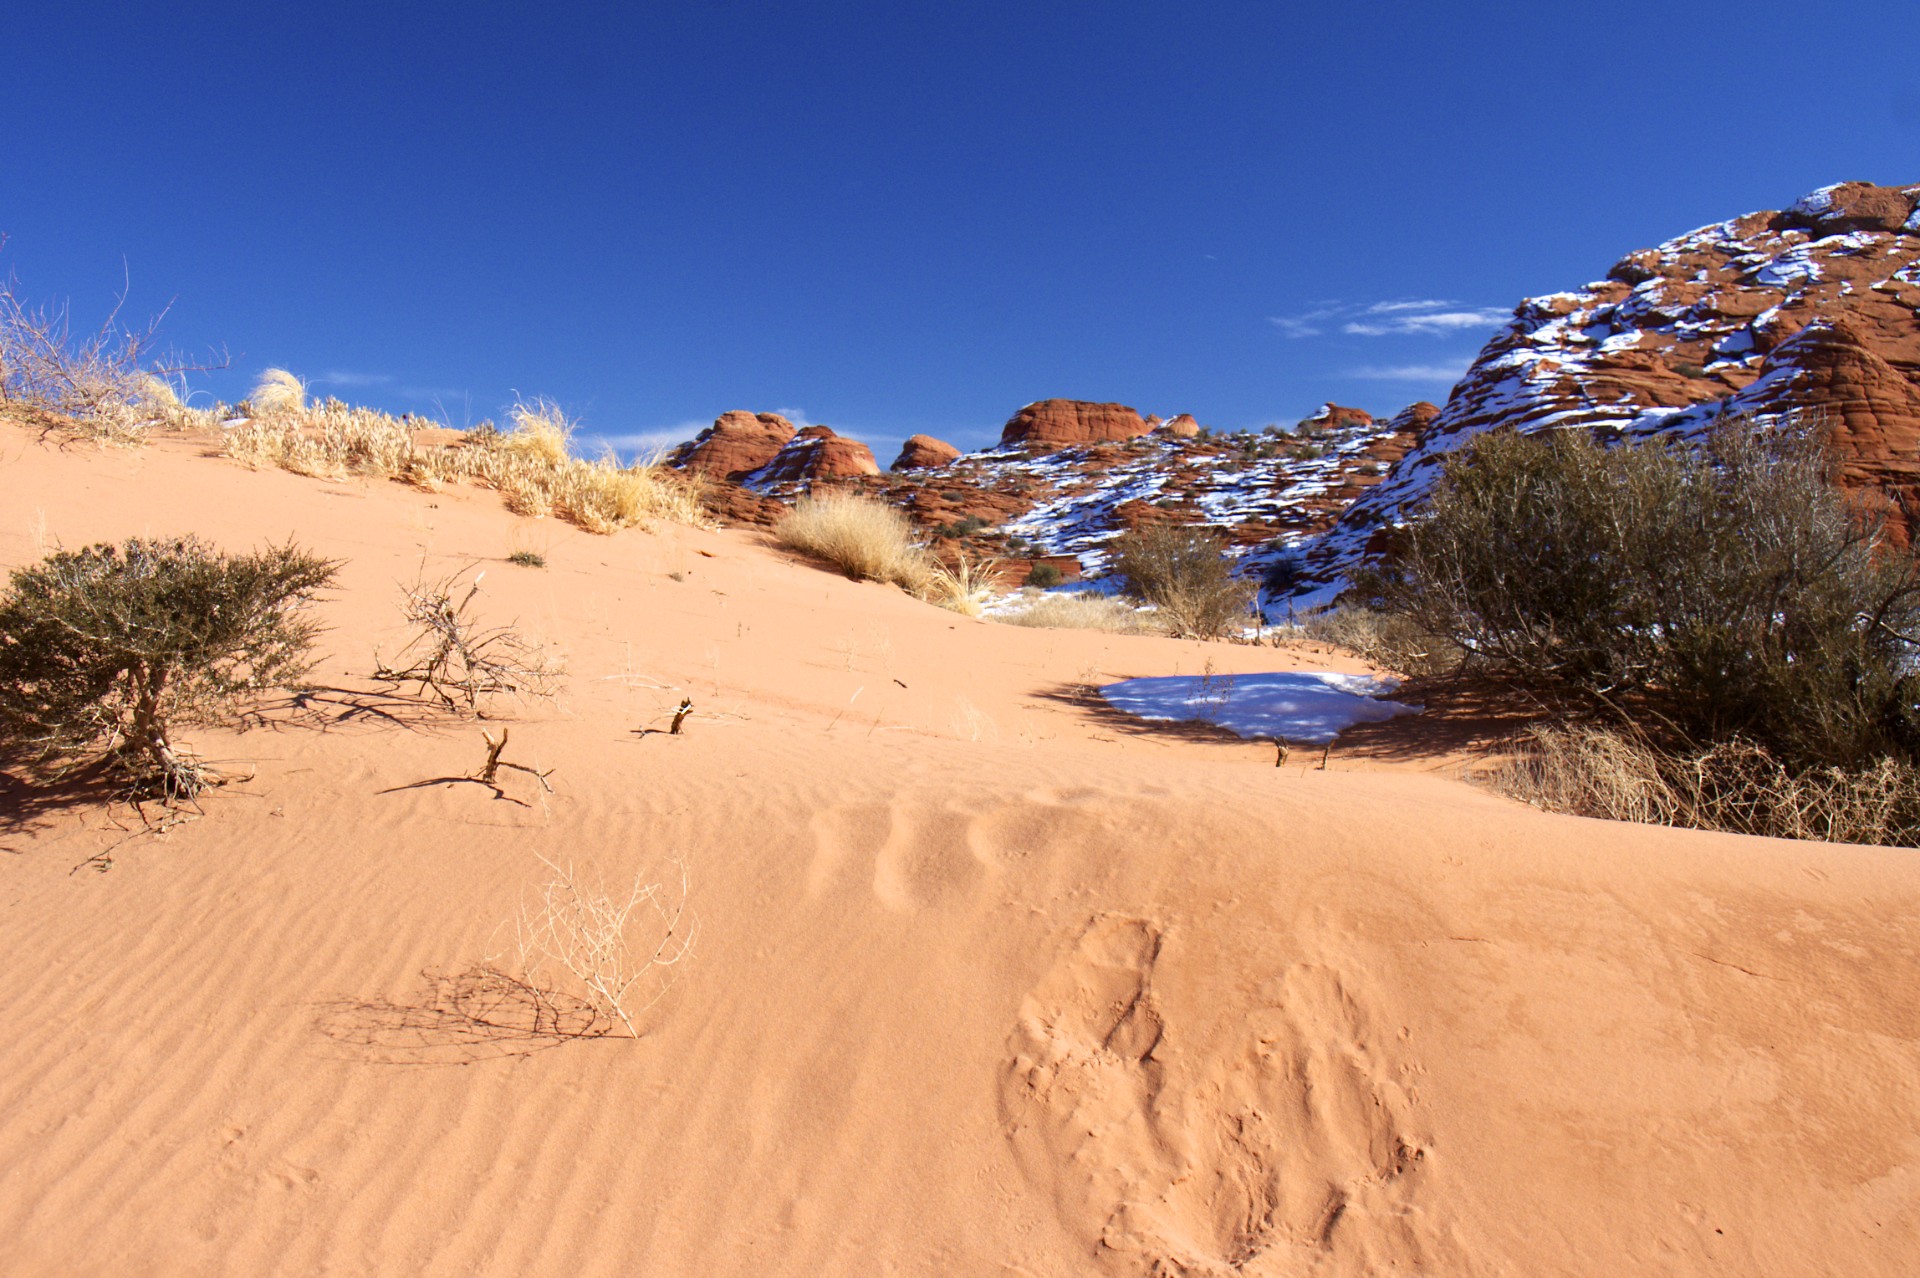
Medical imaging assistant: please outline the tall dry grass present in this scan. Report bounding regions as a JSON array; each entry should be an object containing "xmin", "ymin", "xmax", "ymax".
[
  {"xmin": 222, "ymin": 399, "xmax": 707, "ymax": 534},
  {"xmin": 921, "ymin": 550, "xmax": 1007, "ymax": 618},
  {"xmin": 249, "ymin": 368, "xmax": 307, "ymax": 415},
  {"xmin": 1280, "ymin": 605, "xmax": 1455, "ymax": 675},
  {"xmin": 775, "ymin": 492, "xmax": 1029, "ymax": 618},
  {"xmin": 501, "ymin": 399, "xmax": 574, "ymax": 466},
  {"xmin": 995, "ymin": 589, "xmax": 1166, "ymax": 635},
  {"xmin": 1491, "ymin": 724, "xmax": 1920, "ymax": 847},
  {"xmin": 775, "ymin": 491, "xmax": 933, "ymax": 591}
]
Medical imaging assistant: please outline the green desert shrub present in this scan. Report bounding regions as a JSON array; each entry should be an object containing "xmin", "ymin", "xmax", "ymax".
[
  {"xmin": 1109, "ymin": 524, "xmax": 1256, "ymax": 640},
  {"xmin": 1353, "ymin": 418, "xmax": 1920, "ymax": 769},
  {"xmin": 0, "ymin": 536, "xmax": 338, "ymax": 799},
  {"xmin": 1026, "ymin": 561, "xmax": 1064, "ymax": 588}
]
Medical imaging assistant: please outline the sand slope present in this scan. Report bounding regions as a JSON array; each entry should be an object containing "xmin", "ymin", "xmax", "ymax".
[{"xmin": 3, "ymin": 425, "xmax": 1919, "ymax": 1276}]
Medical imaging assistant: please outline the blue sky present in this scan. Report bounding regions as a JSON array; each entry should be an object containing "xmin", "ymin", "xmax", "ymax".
[{"xmin": 5, "ymin": 2, "xmax": 1916, "ymax": 462}]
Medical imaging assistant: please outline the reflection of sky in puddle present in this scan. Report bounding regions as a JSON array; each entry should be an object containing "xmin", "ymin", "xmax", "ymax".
[{"xmin": 1100, "ymin": 672, "xmax": 1419, "ymax": 744}]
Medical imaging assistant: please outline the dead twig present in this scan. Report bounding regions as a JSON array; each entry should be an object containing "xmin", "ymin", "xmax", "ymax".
[{"xmin": 475, "ymin": 728, "xmax": 553, "ymax": 792}]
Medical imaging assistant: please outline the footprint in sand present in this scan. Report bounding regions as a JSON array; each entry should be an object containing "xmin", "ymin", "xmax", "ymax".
[
  {"xmin": 1002, "ymin": 917, "xmax": 1434, "ymax": 1275},
  {"xmin": 808, "ymin": 800, "xmax": 999, "ymax": 911}
]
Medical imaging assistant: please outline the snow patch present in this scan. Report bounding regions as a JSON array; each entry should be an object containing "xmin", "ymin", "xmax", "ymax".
[
  {"xmin": 1100, "ymin": 671, "xmax": 1418, "ymax": 743},
  {"xmin": 1790, "ymin": 184, "xmax": 1843, "ymax": 218}
]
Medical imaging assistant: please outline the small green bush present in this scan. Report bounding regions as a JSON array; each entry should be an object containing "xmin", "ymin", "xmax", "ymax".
[
  {"xmin": 1027, "ymin": 562, "xmax": 1064, "ymax": 588},
  {"xmin": 1109, "ymin": 525, "xmax": 1255, "ymax": 640},
  {"xmin": 1353, "ymin": 419, "xmax": 1920, "ymax": 767},
  {"xmin": 507, "ymin": 550, "xmax": 547, "ymax": 568},
  {"xmin": 934, "ymin": 514, "xmax": 992, "ymax": 539},
  {"xmin": 0, "ymin": 536, "xmax": 338, "ymax": 799}
]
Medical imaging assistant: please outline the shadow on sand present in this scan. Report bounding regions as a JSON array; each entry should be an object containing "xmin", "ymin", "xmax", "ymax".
[{"xmin": 313, "ymin": 965, "xmax": 615, "ymax": 1066}]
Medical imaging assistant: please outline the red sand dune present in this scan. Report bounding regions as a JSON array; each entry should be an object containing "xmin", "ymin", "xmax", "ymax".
[{"xmin": 3, "ymin": 422, "xmax": 1918, "ymax": 1276}]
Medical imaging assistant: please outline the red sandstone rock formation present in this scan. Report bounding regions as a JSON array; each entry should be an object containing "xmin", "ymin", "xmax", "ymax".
[
  {"xmin": 668, "ymin": 411, "xmax": 797, "ymax": 481},
  {"xmin": 1159, "ymin": 414, "xmax": 1201, "ymax": 438},
  {"xmin": 1302, "ymin": 403, "xmax": 1375, "ymax": 432},
  {"xmin": 891, "ymin": 434, "xmax": 961, "ymax": 471},
  {"xmin": 1311, "ymin": 180, "xmax": 1920, "ymax": 581},
  {"xmin": 998, "ymin": 400, "xmax": 1153, "ymax": 450},
  {"xmin": 753, "ymin": 426, "xmax": 881, "ymax": 484},
  {"xmin": 1757, "ymin": 321, "xmax": 1920, "ymax": 519}
]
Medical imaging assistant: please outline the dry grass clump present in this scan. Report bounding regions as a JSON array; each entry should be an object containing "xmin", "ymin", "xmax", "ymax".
[
  {"xmin": 996, "ymin": 589, "xmax": 1167, "ymax": 634},
  {"xmin": 248, "ymin": 367, "xmax": 306, "ymax": 415},
  {"xmin": 921, "ymin": 550, "xmax": 1006, "ymax": 618},
  {"xmin": 1491, "ymin": 724, "xmax": 1920, "ymax": 847},
  {"xmin": 221, "ymin": 396, "xmax": 707, "ymax": 534},
  {"xmin": 776, "ymin": 491, "xmax": 933, "ymax": 591},
  {"xmin": 224, "ymin": 401, "xmax": 420, "ymax": 480},
  {"xmin": 775, "ymin": 491, "xmax": 1033, "ymax": 619},
  {"xmin": 500, "ymin": 399, "xmax": 573, "ymax": 466}
]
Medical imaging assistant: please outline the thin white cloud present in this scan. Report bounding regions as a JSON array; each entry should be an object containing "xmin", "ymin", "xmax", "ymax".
[
  {"xmin": 1348, "ymin": 361, "xmax": 1473, "ymax": 383},
  {"xmin": 316, "ymin": 369, "xmax": 396, "ymax": 387},
  {"xmin": 1363, "ymin": 299, "xmax": 1457, "ymax": 315},
  {"xmin": 771, "ymin": 406, "xmax": 816, "ymax": 429},
  {"xmin": 1266, "ymin": 304, "xmax": 1348, "ymax": 338},
  {"xmin": 1271, "ymin": 299, "xmax": 1512, "ymax": 339},
  {"xmin": 579, "ymin": 421, "xmax": 709, "ymax": 460},
  {"xmin": 1342, "ymin": 308, "xmax": 1512, "ymax": 337},
  {"xmin": 1268, "ymin": 315, "xmax": 1326, "ymax": 338}
]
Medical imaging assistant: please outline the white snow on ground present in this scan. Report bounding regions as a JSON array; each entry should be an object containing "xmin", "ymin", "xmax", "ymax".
[{"xmin": 1100, "ymin": 671, "xmax": 1419, "ymax": 743}]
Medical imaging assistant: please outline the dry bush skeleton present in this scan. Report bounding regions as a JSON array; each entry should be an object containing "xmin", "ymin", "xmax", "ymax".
[{"xmin": 374, "ymin": 568, "xmax": 562, "ymax": 713}]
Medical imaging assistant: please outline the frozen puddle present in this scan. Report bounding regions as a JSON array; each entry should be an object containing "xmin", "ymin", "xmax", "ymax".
[{"xmin": 1100, "ymin": 671, "xmax": 1419, "ymax": 743}]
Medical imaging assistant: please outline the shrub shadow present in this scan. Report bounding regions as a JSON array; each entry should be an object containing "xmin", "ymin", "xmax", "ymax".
[
  {"xmin": 0, "ymin": 757, "xmax": 124, "ymax": 849},
  {"xmin": 242, "ymin": 683, "xmax": 443, "ymax": 735},
  {"xmin": 313, "ymin": 965, "xmax": 612, "ymax": 1065}
]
